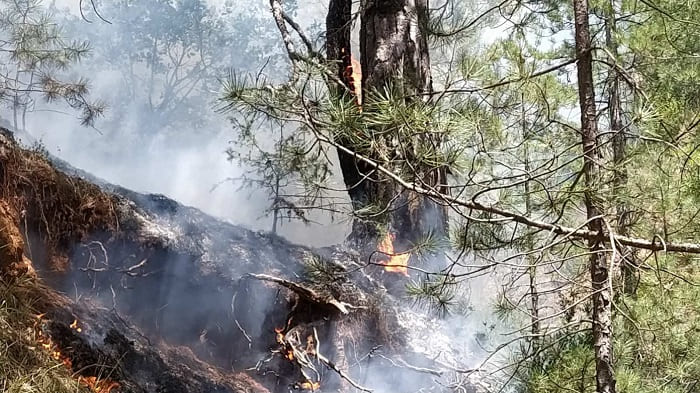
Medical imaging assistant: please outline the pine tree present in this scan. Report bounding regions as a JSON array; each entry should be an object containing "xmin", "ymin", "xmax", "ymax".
[{"xmin": 0, "ymin": 0, "xmax": 103, "ymax": 128}]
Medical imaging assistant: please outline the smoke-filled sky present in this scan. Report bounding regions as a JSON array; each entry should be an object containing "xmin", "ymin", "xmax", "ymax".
[
  {"xmin": 24, "ymin": 0, "xmax": 351, "ymax": 246},
  {"xmin": 17, "ymin": 0, "xmax": 513, "ymax": 249},
  {"xmin": 2, "ymin": 2, "xmax": 525, "ymax": 388}
]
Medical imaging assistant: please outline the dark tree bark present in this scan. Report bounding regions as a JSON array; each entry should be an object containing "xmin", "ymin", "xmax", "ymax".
[
  {"xmin": 326, "ymin": 0, "xmax": 448, "ymax": 251},
  {"xmin": 360, "ymin": 0, "xmax": 448, "ymax": 249},
  {"xmin": 326, "ymin": 0, "xmax": 352, "ymax": 87},
  {"xmin": 604, "ymin": 0, "xmax": 637, "ymax": 295},
  {"xmin": 360, "ymin": 0, "xmax": 433, "ymax": 95},
  {"xmin": 573, "ymin": 0, "xmax": 617, "ymax": 392},
  {"xmin": 326, "ymin": 0, "xmax": 379, "ymax": 247}
]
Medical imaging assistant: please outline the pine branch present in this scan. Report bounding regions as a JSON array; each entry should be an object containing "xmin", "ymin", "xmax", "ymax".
[{"xmin": 310, "ymin": 129, "xmax": 700, "ymax": 254}]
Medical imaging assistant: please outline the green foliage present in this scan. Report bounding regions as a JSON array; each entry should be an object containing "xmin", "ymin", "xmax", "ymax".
[
  {"xmin": 525, "ymin": 254, "xmax": 700, "ymax": 393},
  {"xmin": 452, "ymin": 212, "xmax": 513, "ymax": 252},
  {"xmin": 56, "ymin": 0, "xmax": 278, "ymax": 137},
  {"xmin": 405, "ymin": 274, "xmax": 458, "ymax": 317},
  {"xmin": 0, "ymin": 0, "xmax": 103, "ymax": 128},
  {"xmin": 303, "ymin": 254, "xmax": 345, "ymax": 285},
  {"xmin": 526, "ymin": 335, "xmax": 596, "ymax": 393},
  {"xmin": 220, "ymin": 63, "xmax": 479, "ymax": 234},
  {"xmin": 221, "ymin": 70, "xmax": 338, "ymax": 231}
]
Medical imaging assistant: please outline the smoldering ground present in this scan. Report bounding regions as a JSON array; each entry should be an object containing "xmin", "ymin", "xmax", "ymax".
[{"xmin": 0, "ymin": 1, "xmax": 520, "ymax": 392}]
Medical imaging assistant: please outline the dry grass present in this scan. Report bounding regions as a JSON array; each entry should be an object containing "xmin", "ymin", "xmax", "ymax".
[
  {"xmin": 0, "ymin": 274, "xmax": 88, "ymax": 393},
  {"xmin": 0, "ymin": 133, "xmax": 119, "ymax": 270}
]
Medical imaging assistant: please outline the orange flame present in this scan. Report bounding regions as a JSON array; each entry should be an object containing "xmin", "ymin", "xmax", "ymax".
[
  {"xmin": 274, "ymin": 327, "xmax": 295, "ymax": 360},
  {"xmin": 34, "ymin": 315, "xmax": 120, "ymax": 393},
  {"xmin": 300, "ymin": 380, "xmax": 321, "ymax": 391},
  {"xmin": 70, "ymin": 319, "xmax": 82, "ymax": 333},
  {"xmin": 79, "ymin": 376, "xmax": 121, "ymax": 393},
  {"xmin": 349, "ymin": 55, "xmax": 362, "ymax": 106},
  {"xmin": 377, "ymin": 233, "xmax": 410, "ymax": 276},
  {"xmin": 341, "ymin": 48, "xmax": 362, "ymax": 108},
  {"xmin": 275, "ymin": 327, "xmax": 285, "ymax": 344}
]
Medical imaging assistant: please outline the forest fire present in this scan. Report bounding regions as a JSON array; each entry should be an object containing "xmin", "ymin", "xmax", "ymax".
[
  {"xmin": 300, "ymin": 380, "xmax": 321, "ymax": 391},
  {"xmin": 70, "ymin": 318, "xmax": 82, "ymax": 332},
  {"xmin": 275, "ymin": 327, "xmax": 295, "ymax": 360},
  {"xmin": 34, "ymin": 315, "xmax": 120, "ymax": 393},
  {"xmin": 349, "ymin": 55, "xmax": 362, "ymax": 105},
  {"xmin": 78, "ymin": 376, "xmax": 121, "ymax": 393},
  {"xmin": 378, "ymin": 233, "xmax": 410, "ymax": 276},
  {"xmin": 341, "ymin": 48, "xmax": 362, "ymax": 107},
  {"xmin": 274, "ymin": 327, "xmax": 323, "ymax": 391}
]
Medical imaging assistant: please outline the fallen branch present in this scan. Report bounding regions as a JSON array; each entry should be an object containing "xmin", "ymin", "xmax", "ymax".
[
  {"xmin": 119, "ymin": 259, "xmax": 148, "ymax": 276},
  {"xmin": 316, "ymin": 351, "xmax": 373, "ymax": 392},
  {"xmin": 375, "ymin": 354, "xmax": 443, "ymax": 377},
  {"xmin": 243, "ymin": 273, "xmax": 360, "ymax": 314}
]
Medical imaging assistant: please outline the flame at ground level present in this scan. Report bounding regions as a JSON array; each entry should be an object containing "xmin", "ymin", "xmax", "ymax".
[
  {"xmin": 70, "ymin": 318, "xmax": 82, "ymax": 333},
  {"xmin": 300, "ymin": 380, "xmax": 321, "ymax": 391},
  {"xmin": 34, "ymin": 315, "xmax": 120, "ymax": 393},
  {"xmin": 79, "ymin": 376, "xmax": 121, "ymax": 393},
  {"xmin": 377, "ymin": 233, "xmax": 410, "ymax": 276}
]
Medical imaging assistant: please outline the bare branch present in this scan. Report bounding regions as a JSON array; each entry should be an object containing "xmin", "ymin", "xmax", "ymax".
[{"xmin": 243, "ymin": 273, "xmax": 361, "ymax": 314}]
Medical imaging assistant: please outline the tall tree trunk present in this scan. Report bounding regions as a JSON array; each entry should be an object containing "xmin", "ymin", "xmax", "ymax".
[
  {"xmin": 327, "ymin": 0, "xmax": 448, "ymax": 249},
  {"xmin": 522, "ymin": 92, "xmax": 540, "ymax": 352},
  {"xmin": 573, "ymin": 0, "xmax": 617, "ymax": 392},
  {"xmin": 326, "ymin": 0, "xmax": 352, "ymax": 87},
  {"xmin": 351, "ymin": 0, "xmax": 447, "ymax": 249},
  {"xmin": 604, "ymin": 0, "xmax": 636, "ymax": 295},
  {"xmin": 360, "ymin": 0, "xmax": 432, "ymax": 95},
  {"xmin": 326, "ymin": 0, "xmax": 378, "ymax": 245}
]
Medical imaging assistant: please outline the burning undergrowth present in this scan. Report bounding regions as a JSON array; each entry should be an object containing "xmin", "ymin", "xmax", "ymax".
[
  {"xmin": 0, "ymin": 274, "xmax": 104, "ymax": 393},
  {"xmin": 0, "ymin": 128, "xmax": 484, "ymax": 393}
]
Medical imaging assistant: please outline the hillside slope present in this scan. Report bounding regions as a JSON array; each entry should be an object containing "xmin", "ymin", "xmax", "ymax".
[{"xmin": 0, "ymin": 128, "xmax": 462, "ymax": 393}]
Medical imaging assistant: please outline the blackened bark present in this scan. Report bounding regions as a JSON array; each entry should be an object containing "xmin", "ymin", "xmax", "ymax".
[
  {"xmin": 326, "ymin": 0, "xmax": 449, "ymax": 250},
  {"xmin": 46, "ymin": 301, "xmax": 269, "ymax": 393},
  {"xmin": 326, "ymin": 0, "xmax": 378, "ymax": 243},
  {"xmin": 360, "ymin": 0, "xmax": 432, "ymax": 95},
  {"xmin": 326, "ymin": 0, "xmax": 352, "ymax": 87},
  {"xmin": 353, "ymin": 0, "xmax": 448, "ymax": 250},
  {"xmin": 573, "ymin": 0, "xmax": 617, "ymax": 392}
]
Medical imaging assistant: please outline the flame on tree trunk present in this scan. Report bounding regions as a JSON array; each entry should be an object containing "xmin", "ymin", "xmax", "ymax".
[
  {"xmin": 341, "ymin": 49, "xmax": 362, "ymax": 107},
  {"xmin": 327, "ymin": 0, "xmax": 448, "ymax": 254},
  {"xmin": 377, "ymin": 232, "xmax": 410, "ymax": 275}
]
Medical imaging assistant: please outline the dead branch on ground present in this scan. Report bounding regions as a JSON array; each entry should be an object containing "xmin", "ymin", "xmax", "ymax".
[{"xmin": 243, "ymin": 273, "xmax": 361, "ymax": 314}]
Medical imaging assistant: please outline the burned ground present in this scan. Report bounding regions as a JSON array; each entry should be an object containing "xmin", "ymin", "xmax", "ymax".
[{"xmin": 0, "ymin": 128, "xmax": 467, "ymax": 393}]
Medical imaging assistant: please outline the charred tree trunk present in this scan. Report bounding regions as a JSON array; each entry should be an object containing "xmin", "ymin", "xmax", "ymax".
[
  {"xmin": 573, "ymin": 0, "xmax": 617, "ymax": 392},
  {"xmin": 325, "ymin": 0, "xmax": 380, "ymax": 247},
  {"xmin": 326, "ymin": 0, "xmax": 352, "ymax": 87},
  {"xmin": 328, "ymin": 0, "xmax": 449, "ymax": 250}
]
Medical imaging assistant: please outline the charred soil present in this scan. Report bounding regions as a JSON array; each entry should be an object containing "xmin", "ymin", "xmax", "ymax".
[{"xmin": 0, "ymin": 128, "xmax": 460, "ymax": 393}]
